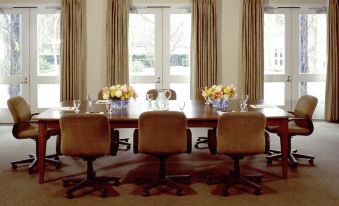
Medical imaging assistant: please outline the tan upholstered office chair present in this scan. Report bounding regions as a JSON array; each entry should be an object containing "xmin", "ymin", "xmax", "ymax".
[
  {"xmin": 208, "ymin": 112, "xmax": 266, "ymax": 196},
  {"xmin": 98, "ymin": 90, "xmax": 131, "ymax": 150},
  {"xmin": 133, "ymin": 111, "xmax": 192, "ymax": 196},
  {"xmin": 146, "ymin": 89, "xmax": 177, "ymax": 100},
  {"xmin": 7, "ymin": 96, "xmax": 61, "ymax": 174},
  {"xmin": 266, "ymin": 95, "xmax": 318, "ymax": 168},
  {"xmin": 60, "ymin": 114, "xmax": 120, "ymax": 198}
]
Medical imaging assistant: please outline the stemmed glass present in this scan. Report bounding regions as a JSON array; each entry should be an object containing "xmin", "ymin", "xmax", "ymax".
[
  {"xmin": 73, "ymin": 100, "xmax": 81, "ymax": 112},
  {"xmin": 146, "ymin": 93, "xmax": 154, "ymax": 108},
  {"xmin": 87, "ymin": 94, "xmax": 93, "ymax": 104},
  {"xmin": 177, "ymin": 100, "xmax": 185, "ymax": 112},
  {"xmin": 105, "ymin": 100, "xmax": 113, "ymax": 114}
]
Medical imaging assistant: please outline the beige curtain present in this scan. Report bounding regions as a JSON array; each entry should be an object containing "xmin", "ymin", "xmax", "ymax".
[
  {"xmin": 191, "ymin": 0, "xmax": 217, "ymax": 99},
  {"xmin": 325, "ymin": 0, "xmax": 339, "ymax": 121},
  {"xmin": 242, "ymin": 0, "xmax": 264, "ymax": 99},
  {"xmin": 60, "ymin": 0, "xmax": 85, "ymax": 101},
  {"xmin": 106, "ymin": 0, "xmax": 129, "ymax": 86}
]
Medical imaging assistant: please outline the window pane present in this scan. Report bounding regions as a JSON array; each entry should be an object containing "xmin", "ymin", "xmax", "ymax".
[
  {"xmin": 169, "ymin": 14, "xmax": 191, "ymax": 75},
  {"xmin": 170, "ymin": 83, "xmax": 190, "ymax": 100},
  {"xmin": 37, "ymin": 14, "xmax": 60, "ymax": 76},
  {"xmin": 264, "ymin": 82, "xmax": 285, "ymax": 106},
  {"xmin": 130, "ymin": 83, "xmax": 155, "ymax": 100},
  {"xmin": 37, "ymin": 84, "xmax": 59, "ymax": 108},
  {"xmin": 299, "ymin": 81, "xmax": 325, "ymax": 105},
  {"xmin": 129, "ymin": 14, "xmax": 155, "ymax": 76},
  {"xmin": 299, "ymin": 14, "xmax": 327, "ymax": 74},
  {"xmin": 0, "ymin": 14, "xmax": 22, "ymax": 76},
  {"xmin": 0, "ymin": 84, "xmax": 22, "ymax": 108},
  {"xmin": 264, "ymin": 14, "xmax": 285, "ymax": 74}
]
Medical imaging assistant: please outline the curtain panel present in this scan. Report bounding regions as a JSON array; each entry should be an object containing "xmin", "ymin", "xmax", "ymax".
[
  {"xmin": 60, "ymin": 0, "xmax": 85, "ymax": 101},
  {"xmin": 191, "ymin": 0, "xmax": 217, "ymax": 100},
  {"xmin": 106, "ymin": 0, "xmax": 129, "ymax": 86},
  {"xmin": 242, "ymin": 0, "xmax": 264, "ymax": 99},
  {"xmin": 325, "ymin": 0, "xmax": 339, "ymax": 121}
]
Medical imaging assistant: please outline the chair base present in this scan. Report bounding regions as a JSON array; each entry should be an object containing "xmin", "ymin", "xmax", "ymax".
[
  {"xmin": 63, "ymin": 176, "xmax": 120, "ymax": 199},
  {"xmin": 208, "ymin": 157, "xmax": 262, "ymax": 196},
  {"xmin": 140, "ymin": 156, "xmax": 191, "ymax": 196},
  {"xmin": 194, "ymin": 137, "xmax": 208, "ymax": 149},
  {"xmin": 11, "ymin": 153, "xmax": 61, "ymax": 174},
  {"xmin": 62, "ymin": 159, "xmax": 120, "ymax": 199},
  {"xmin": 118, "ymin": 138, "xmax": 131, "ymax": 150},
  {"xmin": 267, "ymin": 149, "xmax": 315, "ymax": 168}
]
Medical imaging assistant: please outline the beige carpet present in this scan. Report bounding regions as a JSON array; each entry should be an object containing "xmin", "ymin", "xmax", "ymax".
[{"xmin": 0, "ymin": 122, "xmax": 338, "ymax": 206}]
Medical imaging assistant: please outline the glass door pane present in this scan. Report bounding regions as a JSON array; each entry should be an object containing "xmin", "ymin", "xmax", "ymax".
[
  {"xmin": 0, "ymin": 9, "xmax": 29, "ymax": 123},
  {"xmin": 264, "ymin": 10, "xmax": 291, "ymax": 109}
]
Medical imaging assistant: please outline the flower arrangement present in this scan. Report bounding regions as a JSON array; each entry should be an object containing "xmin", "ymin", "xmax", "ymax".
[
  {"xmin": 201, "ymin": 84, "xmax": 237, "ymax": 100},
  {"xmin": 101, "ymin": 84, "xmax": 137, "ymax": 101}
]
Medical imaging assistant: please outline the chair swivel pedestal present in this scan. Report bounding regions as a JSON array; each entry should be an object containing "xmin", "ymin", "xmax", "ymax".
[
  {"xmin": 11, "ymin": 140, "xmax": 61, "ymax": 174},
  {"xmin": 62, "ymin": 157, "xmax": 120, "ymax": 199},
  {"xmin": 142, "ymin": 155, "xmax": 191, "ymax": 196}
]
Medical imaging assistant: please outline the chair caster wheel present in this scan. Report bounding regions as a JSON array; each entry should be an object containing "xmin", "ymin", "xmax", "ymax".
[
  {"xmin": 222, "ymin": 190, "xmax": 229, "ymax": 196},
  {"xmin": 113, "ymin": 180, "xmax": 120, "ymax": 186},
  {"xmin": 126, "ymin": 145, "xmax": 131, "ymax": 150},
  {"xmin": 11, "ymin": 164, "xmax": 17, "ymax": 169},
  {"xmin": 176, "ymin": 190, "xmax": 184, "ymax": 196},
  {"xmin": 28, "ymin": 168, "xmax": 34, "ymax": 174},
  {"xmin": 63, "ymin": 181, "xmax": 70, "ymax": 187},
  {"xmin": 194, "ymin": 144, "xmax": 198, "ymax": 149},
  {"xmin": 67, "ymin": 193, "xmax": 74, "ymax": 199},
  {"xmin": 143, "ymin": 191, "xmax": 150, "ymax": 196},
  {"xmin": 255, "ymin": 189, "xmax": 261, "ymax": 195},
  {"xmin": 54, "ymin": 156, "xmax": 60, "ymax": 160},
  {"xmin": 309, "ymin": 159, "xmax": 314, "ymax": 164},
  {"xmin": 101, "ymin": 191, "xmax": 107, "ymax": 198}
]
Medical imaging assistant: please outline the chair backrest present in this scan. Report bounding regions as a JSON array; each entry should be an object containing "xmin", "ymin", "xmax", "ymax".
[
  {"xmin": 138, "ymin": 111, "xmax": 187, "ymax": 155},
  {"xmin": 7, "ymin": 96, "xmax": 32, "ymax": 124},
  {"xmin": 146, "ymin": 89, "xmax": 177, "ymax": 100},
  {"xmin": 60, "ymin": 114, "xmax": 111, "ymax": 157},
  {"xmin": 216, "ymin": 112, "xmax": 266, "ymax": 155},
  {"xmin": 294, "ymin": 95, "xmax": 318, "ymax": 119}
]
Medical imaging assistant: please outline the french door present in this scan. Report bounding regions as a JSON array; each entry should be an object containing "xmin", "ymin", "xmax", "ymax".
[
  {"xmin": 264, "ymin": 8, "xmax": 327, "ymax": 119},
  {"xmin": 0, "ymin": 8, "xmax": 60, "ymax": 123},
  {"xmin": 128, "ymin": 8, "xmax": 191, "ymax": 100}
]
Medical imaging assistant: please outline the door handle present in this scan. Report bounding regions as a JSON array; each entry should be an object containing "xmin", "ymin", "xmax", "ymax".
[
  {"xmin": 21, "ymin": 77, "xmax": 28, "ymax": 84},
  {"xmin": 155, "ymin": 77, "xmax": 161, "ymax": 83}
]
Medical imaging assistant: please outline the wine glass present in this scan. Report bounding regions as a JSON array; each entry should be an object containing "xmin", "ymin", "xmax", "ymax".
[
  {"xmin": 73, "ymin": 100, "xmax": 81, "ymax": 112},
  {"xmin": 87, "ymin": 94, "xmax": 93, "ymax": 104},
  {"xmin": 204, "ymin": 96, "xmax": 211, "ymax": 105},
  {"xmin": 106, "ymin": 100, "xmax": 113, "ymax": 114},
  {"xmin": 177, "ymin": 100, "xmax": 185, "ymax": 112},
  {"xmin": 146, "ymin": 93, "xmax": 154, "ymax": 108}
]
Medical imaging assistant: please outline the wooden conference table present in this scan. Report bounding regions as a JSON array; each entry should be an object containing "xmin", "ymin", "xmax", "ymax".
[{"xmin": 35, "ymin": 100, "xmax": 290, "ymax": 184}]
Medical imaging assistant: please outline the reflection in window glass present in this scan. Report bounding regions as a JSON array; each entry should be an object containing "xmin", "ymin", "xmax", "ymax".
[
  {"xmin": 0, "ymin": 84, "xmax": 22, "ymax": 108},
  {"xmin": 0, "ymin": 14, "xmax": 22, "ymax": 76},
  {"xmin": 129, "ymin": 14, "xmax": 155, "ymax": 76},
  {"xmin": 37, "ymin": 14, "xmax": 60, "ymax": 76},
  {"xmin": 299, "ymin": 14, "xmax": 327, "ymax": 74},
  {"xmin": 38, "ymin": 84, "xmax": 60, "ymax": 108},
  {"xmin": 264, "ymin": 14, "xmax": 285, "ymax": 74},
  {"xmin": 299, "ymin": 82, "xmax": 325, "ymax": 104},
  {"xmin": 264, "ymin": 82, "xmax": 285, "ymax": 106},
  {"xmin": 170, "ymin": 14, "xmax": 191, "ymax": 75}
]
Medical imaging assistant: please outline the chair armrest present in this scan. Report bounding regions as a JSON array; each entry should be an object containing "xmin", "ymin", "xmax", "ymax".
[
  {"xmin": 186, "ymin": 129, "xmax": 192, "ymax": 153},
  {"xmin": 31, "ymin": 113, "xmax": 40, "ymax": 118},
  {"xmin": 208, "ymin": 128, "xmax": 217, "ymax": 155},
  {"xmin": 133, "ymin": 129, "xmax": 139, "ymax": 154},
  {"xmin": 110, "ymin": 129, "xmax": 119, "ymax": 156},
  {"xmin": 289, "ymin": 117, "xmax": 314, "ymax": 133}
]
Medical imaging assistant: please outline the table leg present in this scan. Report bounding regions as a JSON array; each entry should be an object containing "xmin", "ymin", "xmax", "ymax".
[
  {"xmin": 279, "ymin": 118, "xmax": 289, "ymax": 179},
  {"xmin": 38, "ymin": 123, "xmax": 47, "ymax": 184}
]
